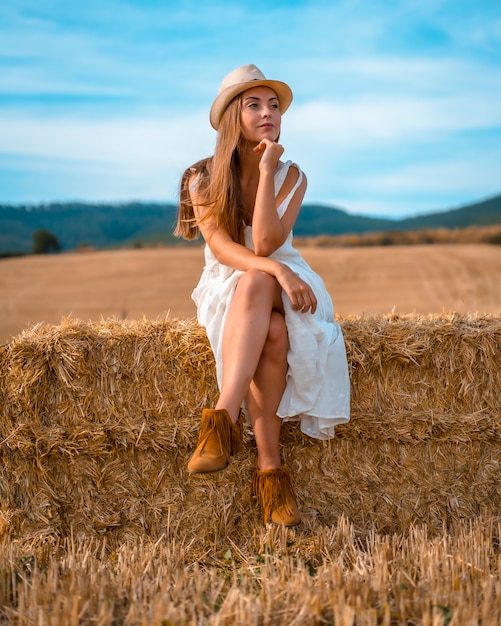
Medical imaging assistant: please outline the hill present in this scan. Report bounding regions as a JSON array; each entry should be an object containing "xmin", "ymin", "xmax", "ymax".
[
  {"xmin": 1, "ymin": 193, "xmax": 500, "ymax": 253},
  {"xmin": 294, "ymin": 193, "xmax": 501, "ymax": 236},
  {"xmin": 0, "ymin": 201, "xmax": 179, "ymax": 253},
  {"xmin": 398, "ymin": 194, "xmax": 501, "ymax": 230}
]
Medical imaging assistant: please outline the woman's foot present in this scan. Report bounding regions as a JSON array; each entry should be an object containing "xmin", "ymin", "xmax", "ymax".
[
  {"xmin": 187, "ymin": 409, "xmax": 242, "ymax": 474},
  {"xmin": 251, "ymin": 464, "xmax": 301, "ymax": 526}
]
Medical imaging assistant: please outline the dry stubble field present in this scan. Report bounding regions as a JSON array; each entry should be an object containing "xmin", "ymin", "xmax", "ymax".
[{"xmin": 1, "ymin": 242, "xmax": 501, "ymax": 343}]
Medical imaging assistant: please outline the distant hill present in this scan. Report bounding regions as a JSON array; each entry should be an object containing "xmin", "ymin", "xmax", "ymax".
[
  {"xmin": 396, "ymin": 194, "xmax": 501, "ymax": 230},
  {"xmin": 1, "ymin": 193, "xmax": 500, "ymax": 253},
  {"xmin": 294, "ymin": 194, "xmax": 501, "ymax": 236},
  {"xmin": 293, "ymin": 205, "xmax": 395, "ymax": 237},
  {"xmin": 0, "ymin": 202, "xmax": 179, "ymax": 253}
]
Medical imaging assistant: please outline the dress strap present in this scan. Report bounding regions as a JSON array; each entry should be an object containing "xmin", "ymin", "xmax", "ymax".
[
  {"xmin": 275, "ymin": 160, "xmax": 304, "ymax": 218},
  {"xmin": 274, "ymin": 160, "xmax": 290, "ymax": 195}
]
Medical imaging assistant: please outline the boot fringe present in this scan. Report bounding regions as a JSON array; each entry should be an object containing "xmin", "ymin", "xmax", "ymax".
[
  {"xmin": 196, "ymin": 409, "xmax": 242, "ymax": 461},
  {"xmin": 252, "ymin": 465, "xmax": 296, "ymax": 523}
]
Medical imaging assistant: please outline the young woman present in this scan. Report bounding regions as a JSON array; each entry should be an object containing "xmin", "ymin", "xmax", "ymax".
[{"xmin": 175, "ymin": 64, "xmax": 350, "ymax": 526}]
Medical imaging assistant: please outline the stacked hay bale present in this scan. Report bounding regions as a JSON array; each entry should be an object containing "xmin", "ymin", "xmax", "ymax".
[{"xmin": 0, "ymin": 314, "xmax": 499, "ymax": 543}]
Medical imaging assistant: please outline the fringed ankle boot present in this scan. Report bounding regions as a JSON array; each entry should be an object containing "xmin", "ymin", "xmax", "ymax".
[
  {"xmin": 251, "ymin": 465, "xmax": 301, "ymax": 527},
  {"xmin": 187, "ymin": 408, "xmax": 242, "ymax": 474}
]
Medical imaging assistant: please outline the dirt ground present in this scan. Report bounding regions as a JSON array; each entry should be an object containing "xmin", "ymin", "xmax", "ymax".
[{"xmin": 1, "ymin": 243, "xmax": 500, "ymax": 344}]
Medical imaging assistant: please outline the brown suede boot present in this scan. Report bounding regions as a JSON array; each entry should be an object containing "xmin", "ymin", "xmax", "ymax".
[
  {"xmin": 187, "ymin": 409, "xmax": 242, "ymax": 474},
  {"xmin": 251, "ymin": 465, "xmax": 301, "ymax": 527}
]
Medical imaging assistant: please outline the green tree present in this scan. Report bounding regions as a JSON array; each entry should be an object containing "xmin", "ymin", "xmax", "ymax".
[{"xmin": 32, "ymin": 229, "xmax": 61, "ymax": 254}]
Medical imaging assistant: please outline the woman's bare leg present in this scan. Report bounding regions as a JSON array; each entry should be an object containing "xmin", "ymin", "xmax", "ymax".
[
  {"xmin": 246, "ymin": 310, "xmax": 288, "ymax": 469},
  {"xmin": 216, "ymin": 269, "xmax": 284, "ymax": 423}
]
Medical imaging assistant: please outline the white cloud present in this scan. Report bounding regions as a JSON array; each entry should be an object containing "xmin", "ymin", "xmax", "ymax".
[
  {"xmin": 0, "ymin": 112, "xmax": 212, "ymax": 163},
  {"xmin": 287, "ymin": 92, "xmax": 501, "ymax": 150},
  {"xmin": 0, "ymin": 109, "xmax": 217, "ymax": 201}
]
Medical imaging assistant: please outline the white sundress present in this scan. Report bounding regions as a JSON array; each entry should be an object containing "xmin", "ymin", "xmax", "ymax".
[{"xmin": 192, "ymin": 160, "xmax": 350, "ymax": 440}]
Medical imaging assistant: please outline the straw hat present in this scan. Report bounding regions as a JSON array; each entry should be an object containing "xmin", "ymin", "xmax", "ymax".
[{"xmin": 210, "ymin": 64, "xmax": 293, "ymax": 130}]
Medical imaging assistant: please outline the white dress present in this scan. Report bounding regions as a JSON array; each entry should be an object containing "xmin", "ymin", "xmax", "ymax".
[{"xmin": 192, "ymin": 160, "xmax": 350, "ymax": 440}]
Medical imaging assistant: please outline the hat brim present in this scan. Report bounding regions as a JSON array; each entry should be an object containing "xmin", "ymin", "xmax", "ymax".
[{"xmin": 210, "ymin": 79, "xmax": 293, "ymax": 130}]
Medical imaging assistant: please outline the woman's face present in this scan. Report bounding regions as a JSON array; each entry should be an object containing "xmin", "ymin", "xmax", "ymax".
[{"xmin": 240, "ymin": 86, "xmax": 281, "ymax": 143}]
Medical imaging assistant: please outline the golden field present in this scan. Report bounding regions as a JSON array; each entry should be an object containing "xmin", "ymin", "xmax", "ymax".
[
  {"xmin": 1, "ymin": 243, "xmax": 500, "ymax": 624},
  {"xmin": 1, "ymin": 243, "xmax": 501, "ymax": 344}
]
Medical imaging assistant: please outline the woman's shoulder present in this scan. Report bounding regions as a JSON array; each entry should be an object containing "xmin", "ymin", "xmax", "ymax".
[
  {"xmin": 275, "ymin": 160, "xmax": 303, "ymax": 188},
  {"xmin": 276, "ymin": 160, "xmax": 305, "ymax": 188},
  {"xmin": 184, "ymin": 157, "xmax": 212, "ymax": 195},
  {"xmin": 276, "ymin": 159, "xmax": 303, "ymax": 176},
  {"xmin": 274, "ymin": 160, "xmax": 306, "ymax": 205}
]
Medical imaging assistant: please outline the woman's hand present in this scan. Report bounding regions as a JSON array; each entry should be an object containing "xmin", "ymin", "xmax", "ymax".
[
  {"xmin": 274, "ymin": 262, "xmax": 317, "ymax": 314},
  {"xmin": 253, "ymin": 139, "xmax": 284, "ymax": 173}
]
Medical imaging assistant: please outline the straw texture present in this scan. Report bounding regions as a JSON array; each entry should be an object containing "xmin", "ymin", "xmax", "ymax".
[{"xmin": 0, "ymin": 313, "xmax": 500, "ymax": 544}]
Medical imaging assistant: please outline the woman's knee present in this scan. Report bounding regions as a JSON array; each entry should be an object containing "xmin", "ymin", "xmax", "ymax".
[
  {"xmin": 237, "ymin": 269, "xmax": 277, "ymax": 300},
  {"xmin": 264, "ymin": 311, "xmax": 288, "ymax": 358}
]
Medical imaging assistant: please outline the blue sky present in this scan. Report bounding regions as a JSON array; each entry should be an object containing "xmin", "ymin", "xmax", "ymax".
[{"xmin": 1, "ymin": 0, "xmax": 500, "ymax": 218}]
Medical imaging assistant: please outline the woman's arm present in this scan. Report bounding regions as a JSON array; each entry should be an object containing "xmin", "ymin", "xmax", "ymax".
[
  {"xmin": 191, "ymin": 181, "xmax": 317, "ymax": 313},
  {"xmin": 192, "ymin": 189, "xmax": 279, "ymax": 274},
  {"xmin": 251, "ymin": 141, "xmax": 307, "ymax": 256}
]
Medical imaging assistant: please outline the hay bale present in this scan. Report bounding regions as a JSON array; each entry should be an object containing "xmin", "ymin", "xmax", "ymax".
[
  {"xmin": 0, "ymin": 314, "xmax": 499, "ymax": 542},
  {"xmin": 343, "ymin": 313, "xmax": 500, "ymax": 424}
]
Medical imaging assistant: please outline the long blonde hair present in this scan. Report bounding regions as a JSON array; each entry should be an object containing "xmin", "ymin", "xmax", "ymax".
[{"xmin": 174, "ymin": 95, "xmax": 252, "ymax": 245}]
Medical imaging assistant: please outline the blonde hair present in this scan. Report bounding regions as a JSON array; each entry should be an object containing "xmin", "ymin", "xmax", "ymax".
[{"xmin": 174, "ymin": 95, "xmax": 252, "ymax": 245}]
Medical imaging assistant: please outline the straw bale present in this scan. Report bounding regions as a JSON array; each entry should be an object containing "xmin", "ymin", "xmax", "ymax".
[
  {"xmin": 0, "ymin": 313, "xmax": 500, "ymax": 544},
  {"xmin": 342, "ymin": 313, "xmax": 501, "ymax": 425}
]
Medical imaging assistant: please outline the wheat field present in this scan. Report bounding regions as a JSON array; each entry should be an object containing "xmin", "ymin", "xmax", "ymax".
[
  {"xmin": 1, "ymin": 243, "xmax": 501, "ymax": 344},
  {"xmin": 1, "ymin": 244, "xmax": 501, "ymax": 624}
]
